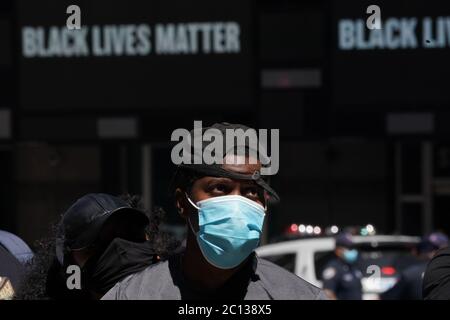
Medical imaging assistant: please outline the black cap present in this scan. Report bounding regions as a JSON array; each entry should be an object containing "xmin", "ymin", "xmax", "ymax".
[
  {"xmin": 56, "ymin": 193, "xmax": 148, "ymax": 263},
  {"xmin": 174, "ymin": 122, "xmax": 280, "ymax": 201}
]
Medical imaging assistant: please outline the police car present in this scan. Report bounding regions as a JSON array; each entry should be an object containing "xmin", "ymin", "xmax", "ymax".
[{"xmin": 256, "ymin": 228, "xmax": 420, "ymax": 300}]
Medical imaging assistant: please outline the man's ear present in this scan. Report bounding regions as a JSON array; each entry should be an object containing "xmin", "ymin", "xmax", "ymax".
[{"xmin": 175, "ymin": 188, "xmax": 188, "ymax": 219}]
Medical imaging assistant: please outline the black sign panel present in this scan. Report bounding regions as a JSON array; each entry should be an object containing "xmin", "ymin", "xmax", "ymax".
[
  {"xmin": 332, "ymin": 0, "xmax": 450, "ymax": 109},
  {"xmin": 18, "ymin": 0, "xmax": 254, "ymax": 111}
]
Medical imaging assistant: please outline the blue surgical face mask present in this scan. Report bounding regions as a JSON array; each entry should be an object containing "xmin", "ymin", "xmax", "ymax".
[
  {"xmin": 343, "ymin": 249, "xmax": 358, "ymax": 264},
  {"xmin": 186, "ymin": 194, "xmax": 266, "ymax": 269}
]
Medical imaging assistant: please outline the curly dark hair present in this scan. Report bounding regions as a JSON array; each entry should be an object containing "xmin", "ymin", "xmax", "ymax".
[
  {"xmin": 14, "ymin": 194, "xmax": 180, "ymax": 300},
  {"xmin": 118, "ymin": 193, "xmax": 180, "ymax": 258},
  {"xmin": 13, "ymin": 223, "xmax": 61, "ymax": 300}
]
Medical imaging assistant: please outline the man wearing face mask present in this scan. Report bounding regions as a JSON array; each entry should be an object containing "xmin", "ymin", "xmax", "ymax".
[
  {"xmin": 103, "ymin": 122, "xmax": 327, "ymax": 300},
  {"xmin": 321, "ymin": 232, "xmax": 362, "ymax": 300}
]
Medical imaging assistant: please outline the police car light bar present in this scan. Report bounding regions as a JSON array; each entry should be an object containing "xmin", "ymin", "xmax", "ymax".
[{"xmin": 285, "ymin": 224, "xmax": 376, "ymax": 237}]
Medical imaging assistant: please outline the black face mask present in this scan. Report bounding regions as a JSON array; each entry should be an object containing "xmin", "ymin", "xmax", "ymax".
[{"xmin": 81, "ymin": 238, "xmax": 157, "ymax": 296}]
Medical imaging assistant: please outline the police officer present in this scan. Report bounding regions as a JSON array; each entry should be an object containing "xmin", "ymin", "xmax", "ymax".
[
  {"xmin": 322, "ymin": 232, "xmax": 363, "ymax": 300},
  {"xmin": 423, "ymin": 247, "xmax": 450, "ymax": 300},
  {"xmin": 382, "ymin": 232, "xmax": 448, "ymax": 300},
  {"xmin": 419, "ymin": 232, "xmax": 449, "ymax": 300},
  {"xmin": 103, "ymin": 122, "xmax": 328, "ymax": 300}
]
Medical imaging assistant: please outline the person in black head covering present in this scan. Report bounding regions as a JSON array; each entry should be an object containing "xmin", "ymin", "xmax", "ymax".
[{"xmin": 15, "ymin": 193, "xmax": 177, "ymax": 300}]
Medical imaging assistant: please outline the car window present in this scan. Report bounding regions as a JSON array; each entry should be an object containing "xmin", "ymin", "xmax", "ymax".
[{"xmin": 261, "ymin": 253, "xmax": 296, "ymax": 273}]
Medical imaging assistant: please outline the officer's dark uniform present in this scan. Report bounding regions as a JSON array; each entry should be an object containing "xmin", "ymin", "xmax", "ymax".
[
  {"xmin": 423, "ymin": 247, "xmax": 450, "ymax": 300},
  {"xmin": 383, "ymin": 232, "xmax": 448, "ymax": 300},
  {"xmin": 422, "ymin": 233, "xmax": 450, "ymax": 300},
  {"xmin": 381, "ymin": 260, "xmax": 427, "ymax": 300},
  {"xmin": 321, "ymin": 233, "xmax": 363, "ymax": 300},
  {"xmin": 322, "ymin": 256, "xmax": 363, "ymax": 300}
]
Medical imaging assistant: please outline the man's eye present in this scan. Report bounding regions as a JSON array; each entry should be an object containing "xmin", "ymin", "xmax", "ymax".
[
  {"xmin": 245, "ymin": 188, "xmax": 259, "ymax": 198},
  {"xmin": 211, "ymin": 184, "xmax": 228, "ymax": 193}
]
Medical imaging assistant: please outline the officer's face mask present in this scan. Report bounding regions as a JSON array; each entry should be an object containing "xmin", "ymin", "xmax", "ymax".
[
  {"xmin": 343, "ymin": 248, "xmax": 358, "ymax": 264},
  {"xmin": 185, "ymin": 194, "xmax": 266, "ymax": 269}
]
